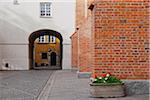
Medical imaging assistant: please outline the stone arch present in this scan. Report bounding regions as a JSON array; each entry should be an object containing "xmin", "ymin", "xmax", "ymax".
[{"xmin": 28, "ymin": 29, "xmax": 63, "ymax": 69}]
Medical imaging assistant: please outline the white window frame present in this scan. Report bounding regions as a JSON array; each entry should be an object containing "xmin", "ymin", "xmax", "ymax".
[
  {"xmin": 38, "ymin": 35, "xmax": 56, "ymax": 43},
  {"xmin": 40, "ymin": 2, "xmax": 52, "ymax": 18},
  {"xmin": 39, "ymin": 36, "xmax": 46, "ymax": 43},
  {"xmin": 49, "ymin": 36, "xmax": 56, "ymax": 43}
]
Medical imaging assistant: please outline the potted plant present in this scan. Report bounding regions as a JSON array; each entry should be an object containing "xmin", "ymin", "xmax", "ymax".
[{"xmin": 90, "ymin": 73, "xmax": 125, "ymax": 98}]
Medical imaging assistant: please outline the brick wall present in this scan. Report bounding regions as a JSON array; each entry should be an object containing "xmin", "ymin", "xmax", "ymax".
[
  {"xmin": 78, "ymin": 18, "xmax": 92, "ymax": 72},
  {"xmin": 71, "ymin": 32, "xmax": 78, "ymax": 68},
  {"xmin": 76, "ymin": 0, "xmax": 86, "ymax": 28},
  {"xmin": 93, "ymin": 0, "xmax": 149, "ymax": 79},
  {"xmin": 71, "ymin": 0, "xmax": 85, "ymax": 69},
  {"xmin": 71, "ymin": 0, "xmax": 94, "ymax": 71},
  {"xmin": 72, "ymin": 0, "xmax": 149, "ymax": 79},
  {"xmin": 71, "ymin": 18, "xmax": 93, "ymax": 72}
]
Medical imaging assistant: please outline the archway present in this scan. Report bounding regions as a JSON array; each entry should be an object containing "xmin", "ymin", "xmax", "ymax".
[{"xmin": 29, "ymin": 29, "xmax": 63, "ymax": 69}]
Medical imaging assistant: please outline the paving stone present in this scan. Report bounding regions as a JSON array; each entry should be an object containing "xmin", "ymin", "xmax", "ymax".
[
  {"xmin": 0, "ymin": 70, "xmax": 149, "ymax": 100},
  {"xmin": 124, "ymin": 80, "xmax": 150, "ymax": 95},
  {"xmin": 0, "ymin": 70, "xmax": 53, "ymax": 100},
  {"xmin": 48, "ymin": 70, "xmax": 150, "ymax": 100}
]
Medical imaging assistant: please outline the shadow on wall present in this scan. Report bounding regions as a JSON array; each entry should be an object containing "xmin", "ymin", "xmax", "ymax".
[
  {"xmin": 0, "ymin": 17, "xmax": 30, "ymax": 70},
  {"xmin": 0, "ymin": 7, "xmax": 61, "ymax": 33}
]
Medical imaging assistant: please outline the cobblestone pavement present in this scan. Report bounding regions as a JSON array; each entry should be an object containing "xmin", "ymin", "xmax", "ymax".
[
  {"xmin": 0, "ymin": 70, "xmax": 53, "ymax": 100},
  {"xmin": 0, "ymin": 70, "xmax": 149, "ymax": 100},
  {"xmin": 47, "ymin": 70, "xmax": 150, "ymax": 100}
]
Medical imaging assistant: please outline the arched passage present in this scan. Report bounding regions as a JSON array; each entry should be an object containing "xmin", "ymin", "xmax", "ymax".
[{"xmin": 29, "ymin": 29, "xmax": 63, "ymax": 69}]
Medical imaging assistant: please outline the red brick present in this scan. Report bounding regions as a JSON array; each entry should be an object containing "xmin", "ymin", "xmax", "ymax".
[{"xmin": 71, "ymin": 0, "xmax": 149, "ymax": 79}]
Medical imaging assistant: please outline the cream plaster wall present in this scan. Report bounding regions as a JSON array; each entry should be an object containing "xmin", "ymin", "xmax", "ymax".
[{"xmin": 0, "ymin": 0, "xmax": 75, "ymax": 70}]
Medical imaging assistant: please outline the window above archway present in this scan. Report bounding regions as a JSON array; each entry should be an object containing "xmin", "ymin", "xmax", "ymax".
[{"xmin": 40, "ymin": 2, "xmax": 52, "ymax": 17}]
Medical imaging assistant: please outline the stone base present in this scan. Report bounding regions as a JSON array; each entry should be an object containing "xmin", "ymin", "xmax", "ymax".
[
  {"xmin": 77, "ymin": 71, "xmax": 92, "ymax": 78},
  {"xmin": 123, "ymin": 80, "xmax": 150, "ymax": 95}
]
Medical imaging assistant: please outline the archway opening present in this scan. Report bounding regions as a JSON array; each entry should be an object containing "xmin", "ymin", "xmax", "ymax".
[{"xmin": 29, "ymin": 29, "xmax": 63, "ymax": 70}]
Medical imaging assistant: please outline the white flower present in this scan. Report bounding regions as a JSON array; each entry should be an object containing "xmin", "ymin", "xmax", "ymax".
[
  {"xmin": 99, "ymin": 77, "xmax": 102, "ymax": 79},
  {"xmin": 103, "ymin": 80, "xmax": 106, "ymax": 83},
  {"xmin": 105, "ymin": 77, "xmax": 108, "ymax": 80},
  {"xmin": 94, "ymin": 79, "xmax": 97, "ymax": 81},
  {"xmin": 106, "ymin": 74, "xmax": 110, "ymax": 77},
  {"xmin": 90, "ymin": 78, "xmax": 95, "ymax": 82},
  {"xmin": 90, "ymin": 77, "xmax": 94, "ymax": 80}
]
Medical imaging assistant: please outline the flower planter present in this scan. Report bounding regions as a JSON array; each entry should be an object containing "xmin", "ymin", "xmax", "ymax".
[{"xmin": 90, "ymin": 83, "xmax": 125, "ymax": 98}]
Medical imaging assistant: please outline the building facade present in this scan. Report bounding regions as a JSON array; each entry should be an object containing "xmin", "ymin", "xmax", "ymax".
[
  {"xmin": 34, "ymin": 35, "xmax": 61, "ymax": 69},
  {"xmin": 71, "ymin": 0, "xmax": 149, "ymax": 79},
  {"xmin": 0, "ymin": 0, "xmax": 75, "ymax": 70}
]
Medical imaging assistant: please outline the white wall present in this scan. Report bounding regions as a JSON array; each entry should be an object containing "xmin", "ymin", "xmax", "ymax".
[
  {"xmin": 0, "ymin": 45, "xmax": 29, "ymax": 70},
  {"xmin": 63, "ymin": 44, "xmax": 71, "ymax": 69},
  {"xmin": 0, "ymin": 0, "xmax": 75, "ymax": 70}
]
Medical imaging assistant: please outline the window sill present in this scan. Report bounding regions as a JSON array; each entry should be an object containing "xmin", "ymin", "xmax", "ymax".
[
  {"xmin": 37, "ymin": 42, "xmax": 56, "ymax": 44},
  {"xmin": 40, "ymin": 16, "xmax": 53, "ymax": 18}
]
